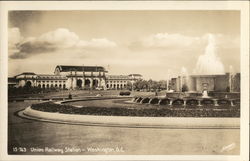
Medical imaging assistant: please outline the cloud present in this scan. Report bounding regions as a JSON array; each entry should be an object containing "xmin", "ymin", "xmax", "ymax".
[
  {"xmin": 144, "ymin": 33, "xmax": 200, "ymax": 47},
  {"xmin": 76, "ymin": 38, "xmax": 117, "ymax": 48},
  {"xmin": 37, "ymin": 28, "xmax": 80, "ymax": 48},
  {"xmin": 8, "ymin": 28, "xmax": 23, "ymax": 57},
  {"xmin": 129, "ymin": 32, "xmax": 239, "ymax": 51},
  {"xmin": 129, "ymin": 33, "xmax": 201, "ymax": 50},
  {"xmin": 8, "ymin": 28, "xmax": 117, "ymax": 59},
  {"xmin": 9, "ymin": 27, "xmax": 22, "ymax": 45}
]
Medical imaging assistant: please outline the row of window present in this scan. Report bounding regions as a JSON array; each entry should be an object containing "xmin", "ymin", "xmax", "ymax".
[
  {"xmin": 107, "ymin": 77, "xmax": 129, "ymax": 80},
  {"xmin": 107, "ymin": 84, "xmax": 127, "ymax": 89},
  {"xmin": 37, "ymin": 84, "xmax": 66, "ymax": 88},
  {"xmin": 37, "ymin": 80, "xmax": 66, "ymax": 83},
  {"xmin": 38, "ymin": 76, "xmax": 66, "ymax": 79},
  {"xmin": 39, "ymin": 77, "xmax": 65, "ymax": 79},
  {"xmin": 107, "ymin": 81, "xmax": 128, "ymax": 84}
]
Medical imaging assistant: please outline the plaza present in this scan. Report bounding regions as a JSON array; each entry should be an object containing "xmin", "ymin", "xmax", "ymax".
[{"xmin": 8, "ymin": 92, "xmax": 240, "ymax": 155}]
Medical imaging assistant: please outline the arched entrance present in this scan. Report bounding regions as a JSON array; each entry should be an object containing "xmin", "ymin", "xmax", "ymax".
[
  {"xmin": 77, "ymin": 79, "xmax": 82, "ymax": 88},
  {"xmin": 25, "ymin": 81, "xmax": 32, "ymax": 88},
  {"xmin": 93, "ymin": 79, "xmax": 98, "ymax": 88},
  {"xmin": 85, "ymin": 79, "xmax": 91, "ymax": 88}
]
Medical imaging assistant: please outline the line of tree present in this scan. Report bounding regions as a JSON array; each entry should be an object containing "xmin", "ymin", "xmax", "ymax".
[{"xmin": 126, "ymin": 79, "xmax": 169, "ymax": 91}]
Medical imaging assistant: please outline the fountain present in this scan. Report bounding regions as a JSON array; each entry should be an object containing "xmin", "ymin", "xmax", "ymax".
[
  {"xmin": 131, "ymin": 34, "xmax": 238, "ymax": 108},
  {"xmin": 201, "ymin": 90, "xmax": 210, "ymax": 98}
]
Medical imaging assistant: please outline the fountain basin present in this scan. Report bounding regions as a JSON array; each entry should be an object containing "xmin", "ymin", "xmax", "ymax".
[{"xmin": 132, "ymin": 95, "xmax": 240, "ymax": 108}]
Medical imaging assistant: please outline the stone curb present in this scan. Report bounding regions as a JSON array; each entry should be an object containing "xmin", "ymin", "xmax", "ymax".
[{"xmin": 21, "ymin": 106, "xmax": 240, "ymax": 129}]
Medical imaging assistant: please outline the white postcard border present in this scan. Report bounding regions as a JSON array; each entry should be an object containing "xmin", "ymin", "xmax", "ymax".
[{"xmin": 0, "ymin": 1, "xmax": 249, "ymax": 161}]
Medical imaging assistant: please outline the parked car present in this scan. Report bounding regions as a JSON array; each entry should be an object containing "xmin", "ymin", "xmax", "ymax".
[{"xmin": 119, "ymin": 91, "xmax": 131, "ymax": 96}]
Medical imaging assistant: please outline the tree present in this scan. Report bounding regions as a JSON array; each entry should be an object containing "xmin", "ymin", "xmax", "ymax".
[
  {"xmin": 126, "ymin": 82, "xmax": 133, "ymax": 90},
  {"xmin": 148, "ymin": 79, "xmax": 153, "ymax": 91},
  {"xmin": 159, "ymin": 80, "xmax": 168, "ymax": 90}
]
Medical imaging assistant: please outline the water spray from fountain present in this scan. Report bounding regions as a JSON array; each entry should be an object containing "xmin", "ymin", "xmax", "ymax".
[
  {"xmin": 229, "ymin": 65, "xmax": 235, "ymax": 93},
  {"xmin": 180, "ymin": 67, "xmax": 191, "ymax": 92},
  {"xmin": 194, "ymin": 34, "xmax": 225, "ymax": 75}
]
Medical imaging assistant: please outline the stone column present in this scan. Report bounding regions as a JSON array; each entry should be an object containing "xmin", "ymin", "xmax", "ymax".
[
  {"xmin": 75, "ymin": 71, "xmax": 77, "ymax": 88},
  {"xmin": 90, "ymin": 78, "xmax": 93, "ymax": 89},
  {"xmin": 70, "ymin": 71, "xmax": 73, "ymax": 89},
  {"xmin": 103, "ymin": 78, "xmax": 107, "ymax": 90},
  {"xmin": 82, "ymin": 70, "xmax": 85, "ymax": 89},
  {"xmin": 98, "ymin": 78, "xmax": 101, "ymax": 88},
  {"xmin": 82, "ymin": 78, "xmax": 85, "ymax": 89},
  {"xmin": 72, "ymin": 77, "xmax": 77, "ymax": 89}
]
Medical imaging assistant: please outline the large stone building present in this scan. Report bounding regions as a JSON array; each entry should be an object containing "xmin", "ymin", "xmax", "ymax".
[
  {"xmin": 12, "ymin": 72, "xmax": 68, "ymax": 89},
  {"xmin": 169, "ymin": 73, "xmax": 240, "ymax": 92},
  {"xmin": 54, "ymin": 65, "xmax": 107, "ymax": 89},
  {"xmin": 8, "ymin": 65, "xmax": 143, "ymax": 90},
  {"xmin": 106, "ymin": 74, "xmax": 142, "ymax": 90}
]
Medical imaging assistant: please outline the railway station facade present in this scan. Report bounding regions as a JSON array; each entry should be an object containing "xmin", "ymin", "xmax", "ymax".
[{"xmin": 8, "ymin": 65, "xmax": 142, "ymax": 90}]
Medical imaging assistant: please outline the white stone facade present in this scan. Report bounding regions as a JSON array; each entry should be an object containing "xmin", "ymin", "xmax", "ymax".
[
  {"xmin": 106, "ymin": 74, "xmax": 142, "ymax": 90},
  {"xmin": 9, "ymin": 65, "xmax": 143, "ymax": 90},
  {"xmin": 54, "ymin": 65, "xmax": 107, "ymax": 89}
]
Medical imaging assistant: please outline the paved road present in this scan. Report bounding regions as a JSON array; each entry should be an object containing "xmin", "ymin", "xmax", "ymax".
[{"xmin": 8, "ymin": 101, "xmax": 240, "ymax": 155}]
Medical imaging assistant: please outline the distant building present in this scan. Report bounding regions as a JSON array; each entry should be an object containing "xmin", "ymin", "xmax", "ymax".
[
  {"xmin": 36, "ymin": 74, "xmax": 68, "ymax": 89},
  {"xmin": 11, "ymin": 72, "xmax": 67, "ymax": 89},
  {"xmin": 106, "ymin": 74, "xmax": 142, "ymax": 90},
  {"xmin": 8, "ymin": 65, "xmax": 143, "ymax": 90},
  {"xmin": 54, "ymin": 65, "xmax": 107, "ymax": 89},
  {"xmin": 128, "ymin": 74, "xmax": 143, "ymax": 81},
  {"xmin": 169, "ymin": 73, "xmax": 240, "ymax": 92}
]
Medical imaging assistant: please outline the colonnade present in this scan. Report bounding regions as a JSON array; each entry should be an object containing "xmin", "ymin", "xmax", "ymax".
[{"xmin": 68, "ymin": 77, "xmax": 104, "ymax": 89}]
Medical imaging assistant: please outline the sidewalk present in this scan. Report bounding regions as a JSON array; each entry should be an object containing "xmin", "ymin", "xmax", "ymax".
[{"xmin": 21, "ymin": 106, "xmax": 240, "ymax": 129}]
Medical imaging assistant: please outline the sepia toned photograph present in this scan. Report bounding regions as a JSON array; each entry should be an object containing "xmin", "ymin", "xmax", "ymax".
[{"xmin": 0, "ymin": 1, "xmax": 249, "ymax": 161}]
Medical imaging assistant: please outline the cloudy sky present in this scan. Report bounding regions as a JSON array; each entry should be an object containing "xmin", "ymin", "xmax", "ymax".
[{"xmin": 8, "ymin": 11, "xmax": 240, "ymax": 80}]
